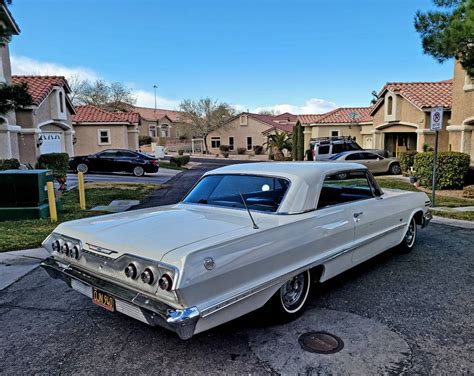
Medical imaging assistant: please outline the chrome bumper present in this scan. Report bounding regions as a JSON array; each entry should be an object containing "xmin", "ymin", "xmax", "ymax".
[
  {"xmin": 40, "ymin": 257, "xmax": 199, "ymax": 340},
  {"xmin": 422, "ymin": 212, "xmax": 433, "ymax": 228}
]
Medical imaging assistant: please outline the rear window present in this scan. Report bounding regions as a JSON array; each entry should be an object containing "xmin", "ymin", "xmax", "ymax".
[{"xmin": 183, "ymin": 174, "xmax": 290, "ymax": 213}]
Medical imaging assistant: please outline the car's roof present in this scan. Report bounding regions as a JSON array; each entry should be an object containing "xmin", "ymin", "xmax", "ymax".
[{"xmin": 204, "ymin": 162, "xmax": 367, "ymax": 213}]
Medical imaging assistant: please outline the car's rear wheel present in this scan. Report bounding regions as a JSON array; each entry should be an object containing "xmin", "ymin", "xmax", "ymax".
[
  {"xmin": 76, "ymin": 163, "xmax": 88, "ymax": 174},
  {"xmin": 265, "ymin": 270, "xmax": 311, "ymax": 321},
  {"xmin": 133, "ymin": 166, "xmax": 145, "ymax": 177},
  {"xmin": 389, "ymin": 163, "xmax": 401, "ymax": 175},
  {"xmin": 398, "ymin": 216, "xmax": 417, "ymax": 253}
]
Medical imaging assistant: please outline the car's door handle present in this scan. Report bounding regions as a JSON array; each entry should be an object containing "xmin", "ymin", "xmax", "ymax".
[{"xmin": 353, "ymin": 212, "xmax": 364, "ymax": 218}]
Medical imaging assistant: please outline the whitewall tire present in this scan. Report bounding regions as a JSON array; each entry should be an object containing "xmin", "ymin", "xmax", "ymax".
[{"xmin": 398, "ymin": 216, "xmax": 417, "ymax": 253}]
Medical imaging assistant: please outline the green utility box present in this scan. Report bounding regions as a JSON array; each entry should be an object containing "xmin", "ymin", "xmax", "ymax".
[{"xmin": 0, "ymin": 169, "xmax": 62, "ymax": 221}]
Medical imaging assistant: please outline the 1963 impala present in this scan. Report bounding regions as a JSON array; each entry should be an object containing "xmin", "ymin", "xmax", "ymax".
[{"xmin": 41, "ymin": 162, "xmax": 432, "ymax": 339}]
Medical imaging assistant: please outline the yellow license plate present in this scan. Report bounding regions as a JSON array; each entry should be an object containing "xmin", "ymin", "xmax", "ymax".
[{"xmin": 92, "ymin": 288, "xmax": 115, "ymax": 312}]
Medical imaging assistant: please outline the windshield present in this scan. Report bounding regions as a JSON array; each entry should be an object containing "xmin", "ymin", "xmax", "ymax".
[{"xmin": 183, "ymin": 174, "xmax": 290, "ymax": 213}]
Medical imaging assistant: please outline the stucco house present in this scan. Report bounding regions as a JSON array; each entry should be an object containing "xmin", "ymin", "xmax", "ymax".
[
  {"xmin": 207, "ymin": 112, "xmax": 297, "ymax": 154},
  {"xmin": 133, "ymin": 106, "xmax": 194, "ymax": 142},
  {"xmin": 449, "ymin": 61, "xmax": 474, "ymax": 159},
  {"xmin": 13, "ymin": 75, "xmax": 76, "ymax": 164},
  {"xmin": 299, "ymin": 107, "xmax": 373, "ymax": 150},
  {"xmin": 72, "ymin": 105, "xmax": 140, "ymax": 156},
  {"xmin": 0, "ymin": 2, "xmax": 21, "ymax": 161}
]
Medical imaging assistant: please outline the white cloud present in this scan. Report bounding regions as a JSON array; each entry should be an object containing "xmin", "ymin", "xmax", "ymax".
[
  {"xmin": 254, "ymin": 98, "xmax": 337, "ymax": 115},
  {"xmin": 133, "ymin": 90, "xmax": 180, "ymax": 110},
  {"xmin": 11, "ymin": 55, "xmax": 101, "ymax": 81}
]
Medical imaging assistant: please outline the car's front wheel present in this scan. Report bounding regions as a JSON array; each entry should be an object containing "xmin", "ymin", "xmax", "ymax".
[
  {"xmin": 398, "ymin": 216, "xmax": 417, "ymax": 253},
  {"xmin": 133, "ymin": 166, "xmax": 145, "ymax": 177},
  {"xmin": 76, "ymin": 163, "xmax": 88, "ymax": 174},
  {"xmin": 265, "ymin": 270, "xmax": 311, "ymax": 321},
  {"xmin": 389, "ymin": 163, "xmax": 401, "ymax": 175}
]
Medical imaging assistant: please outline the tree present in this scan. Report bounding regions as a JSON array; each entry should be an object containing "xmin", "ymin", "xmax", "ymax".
[
  {"xmin": 292, "ymin": 121, "xmax": 305, "ymax": 161},
  {"xmin": 73, "ymin": 79, "xmax": 136, "ymax": 111},
  {"xmin": 0, "ymin": 82, "xmax": 32, "ymax": 120},
  {"xmin": 265, "ymin": 131, "xmax": 292, "ymax": 161},
  {"xmin": 179, "ymin": 98, "xmax": 236, "ymax": 153},
  {"xmin": 370, "ymin": 90, "xmax": 379, "ymax": 105},
  {"xmin": 66, "ymin": 74, "xmax": 88, "ymax": 106},
  {"xmin": 258, "ymin": 109, "xmax": 279, "ymax": 115},
  {"xmin": 414, "ymin": 0, "xmax": 474, "ymax": 77}
]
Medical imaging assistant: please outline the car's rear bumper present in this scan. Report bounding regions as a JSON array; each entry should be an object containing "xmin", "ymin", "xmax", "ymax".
[
  {"xmin": 422, "ymin": 211, "xmax": 433, "ymax": 228},
  {"xmin": 40, "ymin": 257, "xmax": 199, "ymax": 340}
]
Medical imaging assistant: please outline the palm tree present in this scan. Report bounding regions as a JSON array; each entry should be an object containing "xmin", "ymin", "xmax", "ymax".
[{"xmin": 265, "ymin": 131, "xmax": 292, "ymax": 161}]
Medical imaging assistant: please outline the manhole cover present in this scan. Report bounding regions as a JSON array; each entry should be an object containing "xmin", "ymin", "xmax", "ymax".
[{"xmin": 298, "ymin": 331, "xmax": 344, "ymax": 354}]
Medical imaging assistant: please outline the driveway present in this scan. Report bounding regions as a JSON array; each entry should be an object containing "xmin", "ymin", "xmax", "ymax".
[{"xmin": 0, "ymin": 223, "xmax": 472, "ymax": 374}]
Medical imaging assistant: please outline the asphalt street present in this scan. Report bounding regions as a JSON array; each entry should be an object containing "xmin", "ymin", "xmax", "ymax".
[{"xmin": 1, "ymin": 159, "xmax": 473, "ymax": 375}]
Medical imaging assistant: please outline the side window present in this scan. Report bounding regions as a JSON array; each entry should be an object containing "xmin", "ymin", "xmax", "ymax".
[
  {"xmin": 332, "ymin": 143, "xmax": 345, "ymax": 154},
  {"xmin": 318, "ymin": 145, "xmax": 330, "ymax": 155},
  {"xmin": 360, "ymin": 152, "xmax": 379, "ymax": 160},
  {"xmin": 117, "ymin": 151, "xmax": 136, "ymax": 158},
  {"xmin": 97, "ymin": 151, "xmax": 117, "ymax": 158},
  {"xmin": 317, "ymin": 170, "xmax": 374, "ymax": 209},
  {"xmin": 345, "ymin": 153, "xmax": 361, "ymax": 161}
]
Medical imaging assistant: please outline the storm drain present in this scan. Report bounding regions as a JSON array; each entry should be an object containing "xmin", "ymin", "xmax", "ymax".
[{"xmin": 298, "ymin": 332, "xmax": 344, "ymax": 354}]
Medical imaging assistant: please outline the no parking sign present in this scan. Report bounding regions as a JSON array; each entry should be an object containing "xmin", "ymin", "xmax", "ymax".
[{"xmin": 430, "ymin": 107, "xmax": 443, "ymax": 131}]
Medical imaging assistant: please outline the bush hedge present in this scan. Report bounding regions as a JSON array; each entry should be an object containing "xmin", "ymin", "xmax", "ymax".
[
  {"xmin": 399, "ymin": 151, "xmax": 418, "ymax": 176},
  {"xmin": 0, "ymin": 158, "xmax": 20, "ymax": 170},
  {"xmin": 237, "ymin": 147, "xmax": 246, "ymax": 155},
  {"xmin": 462, "ymin": 185, "xmax": 474, "ymax": 199},
  {"xmin": 413, "ymin": 151, "xmax": 470, "ymax": 189},
  {"xmin": 169, "ymin": 155, "xmax": 190, "ymax": 167},
  {"xmin": 219, "ymin": 145, "xmax": 230, "ymax": 152},
  {"xmin": 139, "ymin": 135, "xmax": 152, "ymax": 146},
  {"xmin": 253, "ymin": 145, "xmax": 264, "ymax": 155},
  {"xmin": 36, "ymin": 153, "xmax": 69, "ymax": 179}
]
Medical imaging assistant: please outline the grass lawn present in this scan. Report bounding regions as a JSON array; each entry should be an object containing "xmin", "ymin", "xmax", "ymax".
[
  {"xmin": 0, "ymin": 183, "xmax": 157, "ymax": 252},
  {"xmin": 376, "ymin": 178, "xmax": 474, "ymax": 221}
]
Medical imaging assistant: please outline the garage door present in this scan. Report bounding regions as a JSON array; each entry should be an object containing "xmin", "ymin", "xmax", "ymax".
[{"xmin": 40, "ymin": 132, "xmax": 62, "ymax": 155}]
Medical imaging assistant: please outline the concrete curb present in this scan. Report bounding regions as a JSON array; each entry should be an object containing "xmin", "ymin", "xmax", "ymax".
[{"xmin": 431, "ymin": 216, "xmax": 474, "ymax": 229}]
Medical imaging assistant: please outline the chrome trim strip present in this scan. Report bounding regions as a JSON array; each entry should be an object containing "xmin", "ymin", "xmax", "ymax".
[{"xmin": 200, "ymin": 222, "xmax": 406, "ymax": 318}]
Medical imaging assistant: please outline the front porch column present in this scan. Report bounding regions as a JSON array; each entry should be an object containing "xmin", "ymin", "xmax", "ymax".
[
  {"xmin": 371, "ymin": 130, "xmax": 382, "ymax": 149},
  {"xmin": 64, "ymin": 129, "xmax": 75, "ymax": 157},
  {"xmin": 446, "ymin": 125, "xmax": 472, "ymax": 155},
  {"xmin": 0, "ymin": 124, "xmax": 21, "ymax": 160}
]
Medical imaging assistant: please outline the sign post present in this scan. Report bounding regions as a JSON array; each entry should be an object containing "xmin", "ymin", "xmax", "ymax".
[{"xmin": 430, "ymin": 107, "xmax": 443, "ymax": 207}]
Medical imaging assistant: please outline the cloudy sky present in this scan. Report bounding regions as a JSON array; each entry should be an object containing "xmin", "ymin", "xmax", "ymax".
[{"xmin": 9, "ymin": 0, "xmax": 452, "ymax": 113}]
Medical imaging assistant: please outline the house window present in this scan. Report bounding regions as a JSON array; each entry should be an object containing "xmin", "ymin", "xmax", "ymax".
[
  {"xmin": 211, "ymin": 137, "xmax": 221, "ymax": 148},
  {"xmin": 330, "ymin": 130, "xmax": 340, "ymax": 137},
  {"xmin": 160, "ymin": 125, "xmax": 169, "ymax": 138},
  {"xmin": 59, "ymin": 92, "xmax": 64, "ymax": 113},
  {"xmin": 229, "ymin": 137, "xmax": 234, "ymax": 150},
  {"xmin": 98, "ymin": 129, "xmax": 111, "ymax": 145},
  {"xmin": 387, "ymin": 96, "xmax": 393, "ymax": 115},
  {"xmin": 149, "ymin": 125, "xmax": 157, "ymax": 138},
  {"xmin": 247, "ymin": 137, "xmax": 253, "ymax": 151}
]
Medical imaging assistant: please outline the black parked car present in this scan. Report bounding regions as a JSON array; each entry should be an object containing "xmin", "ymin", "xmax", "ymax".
[{"xmin": 69, "ymin": 150, "xmax": 159, "ymax": 177}]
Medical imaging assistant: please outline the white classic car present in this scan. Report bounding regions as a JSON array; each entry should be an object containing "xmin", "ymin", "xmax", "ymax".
[{"xmin": 41, "ymin": 162, "xmax": 432, "ymax": 339}]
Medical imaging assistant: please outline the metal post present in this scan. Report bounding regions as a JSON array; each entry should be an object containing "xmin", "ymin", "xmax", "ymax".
[
  {"xmin": 78, "ymin": 172, "xmax": 86, "ymax": 210},
  {"xmin": 431, "ymin": 130, "xmax": 439, "ymax": 207},
  {"xmin": 47, "ymin": 181, "xmax": 57, "ymax": 223}
]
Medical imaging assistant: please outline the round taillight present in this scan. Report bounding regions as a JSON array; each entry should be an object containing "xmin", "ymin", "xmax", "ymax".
[
  {"xmin": 70, "ymin": 245, "xmax": 81, "ymax": 260},
  {"xmin": 141, "ymin": 268, "xmax": 154, "ymax": 285},
  {"xmin": 158, "ymin": 274, "xmax": 172, "ymax": 291},
  {"xmin": 52, "ymin": 239, "xmax": 62, "ymax": 253},
  {"xmin": 62, "ymin": 242, "xmax": 72, "ymax": 256},
  {"xmin": 125, "ymin": 263, "xmax": 138, "ymax": 279}
]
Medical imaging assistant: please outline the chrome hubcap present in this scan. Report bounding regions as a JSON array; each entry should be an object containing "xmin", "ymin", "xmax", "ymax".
[
  {"xmin": 405, "ymin": 219, "xmax": 416, "ymax": 246},
  {"xmin": 134, "ymin": 167, "xmax": 144, "ymax": 175},
  {"xmin": 77, "ymin": 164, "xmax": 87, "ymax": 173},
  {"xmin": 281, "ymin": 273, "xmax": 305, "ymax": 308}
]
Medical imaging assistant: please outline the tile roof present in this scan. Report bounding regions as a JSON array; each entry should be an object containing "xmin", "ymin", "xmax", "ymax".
[
  {"xmin": 73, "ymin": 105, "xmax": 139, "ymax": 124},
  {"xmin": 371, "ymin": 80, "xmax": 453, "ymax": 114},
  {"xmin": 12, "ymin": 75, "xmax": 71, "ymax": 106},
  {"xmin": 298, "ymin": 107, "xmax": 373, "ymax": 125},
  {"xmin": 131, "ymin": 106, "xmax": 187, "ymax": 123}
]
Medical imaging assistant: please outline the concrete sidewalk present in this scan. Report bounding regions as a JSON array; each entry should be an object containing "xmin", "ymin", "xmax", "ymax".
[{"xmin": 0, "ymin": 248, "xmax": 49, "ymax": 290}]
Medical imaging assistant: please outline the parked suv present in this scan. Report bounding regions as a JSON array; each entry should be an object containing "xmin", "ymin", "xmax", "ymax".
[{"xmin": 307, "ymin": 136, "xmax": 387, "ymax": 160}]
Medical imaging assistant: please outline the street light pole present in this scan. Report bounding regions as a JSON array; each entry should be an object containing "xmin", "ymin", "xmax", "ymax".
[{"xmin": 153, "ymin": 84, "xmax": 158, "ymax": 112}]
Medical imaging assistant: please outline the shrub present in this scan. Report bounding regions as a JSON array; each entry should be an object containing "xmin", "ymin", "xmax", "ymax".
[
  {"xmin": 222, "ymin": 151, "xmax": 229, "ymax": 158},
  {"xmin": 253, "ymin": 145, "xmax": 264, "ymax": 155},
  {"xmin": 36, "ymin": 153, "xmax": 69, "ymax": 179},
  {"xmin": 177, "ymin": 149, "xmax": 184, "ymax": 156},
  {"xmin": 462, "ymin": 185, "xmax": 474, "ymax": 199},
  {"xmin": 219, "ymin": 145, "xmax": 230, "ymax": 152},
  {"xmin": 169, "ymin": 155, "xmax": 190, "ymax": 167},
  {"xmin": 399, "ymin": 151, "xmax": 418, "ymax": 176},
  {"xmin": 413, "ymin": 151, "xmax": 470, "ymax": 189},
  {"xmin": 0, "ymin": 158, "xmax": 20, "ymax": 170},
  {"xmin": 139, "ymin": 135, "xmax": 152, "ymax": 146},
  {"xmin": 237, "ymin": 147, "xmax": 246, "ymax": 155}
]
